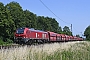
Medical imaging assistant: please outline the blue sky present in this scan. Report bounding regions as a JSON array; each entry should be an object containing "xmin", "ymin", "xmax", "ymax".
[{"xmin": 0, "ymin": 0, "xmax": 90, "ymax": 36}]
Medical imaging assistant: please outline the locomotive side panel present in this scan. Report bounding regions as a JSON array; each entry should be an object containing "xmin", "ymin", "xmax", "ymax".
[{"xmin": 29, "ymin": 29, "xmax": 49, "ymax": 40}]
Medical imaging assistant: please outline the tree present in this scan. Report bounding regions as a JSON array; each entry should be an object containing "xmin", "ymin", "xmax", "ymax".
[
  {"xmin": 50, "ymin": 18, "xmax": 59, "ymax": 33},
  {"xmin": 84, "ymin": 25, "xmax": 90, "ymax": 40},
  {"xmin": 63, "ymin": 26, "xmax": 72, "ymax": 35},
  {"xmin": 76, "ymin": 34, "xmax": 80, "ymax": 37},
  {"xmin": 0, "ymin": 2, "xmax": 15, "ymax": 41},
  {"xmin": 0, "ymin": 2, "xmax": 5, "ymax": 40},
  {"xmin": 6, "ymin": 1, "xmax": 24, "ymax": 28},
  {"xmin": 57, "ymin": 26, "xmax": 62, "ymax": 33},
  {"xmin": 23, "ymin": 10, "xmax": 37, "ymax": 28}
]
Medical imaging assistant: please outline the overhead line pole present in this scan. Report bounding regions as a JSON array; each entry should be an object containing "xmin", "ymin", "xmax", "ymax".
[{"xmin": 71, "ymin": 24, "xmax": 72, "ymax": 35}]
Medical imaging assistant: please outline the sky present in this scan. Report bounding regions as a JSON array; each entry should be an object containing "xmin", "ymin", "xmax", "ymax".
[{"xmin": 0, "ymin": 0, "xmax": 90, "ymax": 37}]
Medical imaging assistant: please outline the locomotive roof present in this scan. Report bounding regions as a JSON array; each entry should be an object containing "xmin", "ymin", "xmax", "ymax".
[
  {"xmin": 17, "ymin": 27, "xmax": 25, "ymax": 30},
  {"xmin": 29, "ymin": 28, "xmax": 47, "ymax": 33}
]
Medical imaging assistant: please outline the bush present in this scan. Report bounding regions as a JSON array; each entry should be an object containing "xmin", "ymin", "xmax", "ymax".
[
  {"xmin": 0, "ymin": 39, "xmax": 5, "ymax": 45},
  {"xmin": 6, "ymin": 38, "xmax": 13, "ymax": 43},
  {"xmin": 0, "ymin": 37, "xmax": 13, "ymax": 45}
]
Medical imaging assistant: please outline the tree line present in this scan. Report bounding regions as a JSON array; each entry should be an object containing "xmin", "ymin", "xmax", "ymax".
[
  {"xmin": 84, "ymin": 25, "xmax": 90, "ymax": 40},
  {"xmin": 0, "ymin": 1, "xmax": 77, "ymax": 43}
]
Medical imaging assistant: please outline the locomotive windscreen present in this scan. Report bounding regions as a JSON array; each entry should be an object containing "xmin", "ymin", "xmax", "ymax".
[{"xmin": 16, "ymin": 28, "xmax": 25, "ymax": 34}]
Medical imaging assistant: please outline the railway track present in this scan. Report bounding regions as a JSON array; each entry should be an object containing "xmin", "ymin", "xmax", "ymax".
[
  {"xmin": 0, "ymin": 42, "xmax": 53, "ymax": 49},
  {"xmin": 0, "ymin": 43, "xmax": 44, "ymax": 49},
  {"xmin": 0, "ymin": 41, "xmax": 82, "ymax": 49},
  {"xmin": 0, "ymin": 44, "xmax": 24, "ymax": 49}
]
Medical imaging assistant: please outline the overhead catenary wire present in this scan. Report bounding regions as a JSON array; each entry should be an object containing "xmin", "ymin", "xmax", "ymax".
[
  {"xmin": 73, "ymin": 26, "xmax": 79, "ymax": 33},
  {"xmin": 73, "ymin": 26, "xmax": 82, "ymax": 34},
  {"xmin": 39, "ymin": 0, "xmax": 71, "ymax": 24}
]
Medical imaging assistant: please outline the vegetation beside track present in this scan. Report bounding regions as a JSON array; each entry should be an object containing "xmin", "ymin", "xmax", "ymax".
[
  {"xmin": 46, "ymin": 41, "xmax": 90, "ymax": 60},
  {"xmin": 0, "ymin": 41, "xmax": 90, "ymax": 60},
  {"xmin": 0, "ymin": 39, "xmax": 13, "ymax": 46}
]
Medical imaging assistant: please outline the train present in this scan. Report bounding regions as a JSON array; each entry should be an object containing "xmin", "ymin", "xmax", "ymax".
[{"xmin": 14, "ymin": 27, "xmax": 83, "ymax": 44}]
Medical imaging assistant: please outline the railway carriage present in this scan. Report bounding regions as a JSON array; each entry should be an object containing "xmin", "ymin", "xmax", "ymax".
[
  {"xmin": 56, "ymin": 34, "xmax": 62, "ymax": 41},
  {"xmin": 60, "ymin": 34, "xmax": 66, "ymax": 41},
  {"xmin": 65, "ymin": 35, "xmax": 69, "ymax": 41},
  {"xmin": 48, "ymin": 31, "xmax": 57, "ymax": 42}
]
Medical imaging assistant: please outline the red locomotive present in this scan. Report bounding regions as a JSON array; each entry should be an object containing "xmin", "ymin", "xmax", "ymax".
[{"xmin": 14, "ymin": 27, "xmax": 83, "ymax": 44}]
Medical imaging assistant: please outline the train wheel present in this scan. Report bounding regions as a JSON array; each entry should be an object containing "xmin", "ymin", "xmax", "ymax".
[{"xmin": 26, "ymin": 40, "xmax": 33, "ymax": 45}]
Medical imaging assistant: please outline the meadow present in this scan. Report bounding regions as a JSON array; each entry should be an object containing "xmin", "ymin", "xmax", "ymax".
[{"xmin": 0, "ymin": 41, "xmax": 90, "ymax": 60}]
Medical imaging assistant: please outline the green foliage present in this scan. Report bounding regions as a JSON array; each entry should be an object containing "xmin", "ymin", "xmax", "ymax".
[
  {"xmin": 23, "ymin": 10, "xmax": 37, "ymax": 28},
  {"xmin": 0, "ymin": 39, "xmax": 5, "ymax": 45},
  {"xmin": 62, "ymin": 26, "xmax": 72, "ymax": 36},
  {"xmin": 6, "ymin": 38, "xmax": 13, "ymax": 43},
  {"xmin": 6, "ymin": 1, "xmax": 24, "ymax": 28},
  {"xmin": 0, "ymin": 38, "xmax": 13, "ymax": 45},
  {"xmin": 0, "ymin": 35, "xmax": 13, "ymax": 44},
  {"xmin": 84, "ymin": 25, "xmax": 90, "ymax": 40},
  {"xmin": 57, "ymin": 26, "xmax": 62, "ymax": 34}
]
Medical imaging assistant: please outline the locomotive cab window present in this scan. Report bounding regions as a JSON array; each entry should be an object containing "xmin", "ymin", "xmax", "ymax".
[{"xmin": 16, "ymin": 28, "xmax": 25, "ymax": 34}]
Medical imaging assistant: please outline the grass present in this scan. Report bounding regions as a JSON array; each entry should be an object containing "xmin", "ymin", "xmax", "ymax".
[{"xmin": 0, "ymin": 41, "xmax": 90, "ymax": 60}]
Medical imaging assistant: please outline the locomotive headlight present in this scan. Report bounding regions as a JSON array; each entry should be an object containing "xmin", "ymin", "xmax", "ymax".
[{"xmin": 24, "ymin": 37, "xmax": 25, "ymax": 38}]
